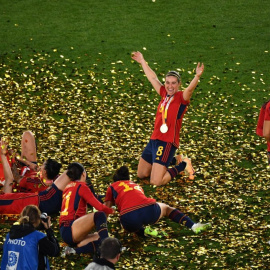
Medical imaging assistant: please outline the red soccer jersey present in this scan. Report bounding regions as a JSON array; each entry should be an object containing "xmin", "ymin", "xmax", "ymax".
[
  {"xmin": 256, "ymin": 100, "xmax": 270, "ymax": 137},
  {"xmin": 59, "ymin": 181, "xmax": 113, "ymax": 226},
  {"xmin": 105, "ymin": 180, "xmax": 156, "ymax": 215},
  {"xmin": 151, "ymin": 86, "xmax": 190, "ymax": 148},
  {"xmin": 0, "ymin": 193, "xmax": 39, "ymax": 214},
  {"xmin": 14, "ymin": 168, "xmax": 47, "ymax": 193}
]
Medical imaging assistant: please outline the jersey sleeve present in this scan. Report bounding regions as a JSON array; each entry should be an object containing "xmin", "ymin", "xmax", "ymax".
[
  {"xmin": 38, "ymin": 229, "xmax": 60, "ymax": 257},
  {"xmin": 104, "ymin": 186, "xmax": 114, "ymax": 203},
  {"xmin": 79, "ymin": 184, "xmax": 113, "ymax": 215}
]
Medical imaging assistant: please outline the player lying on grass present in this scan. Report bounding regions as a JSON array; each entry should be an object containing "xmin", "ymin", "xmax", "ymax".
[
  {"xmin": 104, "ymin": 166, "xmax": 211, "ymax": 237},
  {"xmin": 0, "ymin": 131, "xmax": 61, "ymax": 193},
  {"xmin": 0, "ymin": 138, "xmax": 70, "ymax": 215}
]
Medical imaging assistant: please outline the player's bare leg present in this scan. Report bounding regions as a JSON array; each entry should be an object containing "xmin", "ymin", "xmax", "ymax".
[
  {"xmin": 21, "ymin": 130, "xmax": 37, "ymax": 163},
  {"xmin": 157, "ymin": 202, "xmax": 211, "ymax": 234},
  {"xmin": 77, "ymin": 233, "xmax": 100, "ymax": 247},
  {"xmin": 72, "ymin": 211, "xmax": 108, "ymax": 246},
  {"xmin": 0, "ymin": 139, "xmax": 14, "ymax": 193},
  {"xmin": 150, "ymin": 163, "xmax": 171, "ymax": 186},
  {"xmin": 72, "ymin": 213, "xmax": 97, "ymax": 244},
  {"xmin": 137, "ymin": 157, "xmax": 152, "ymax": 179}
]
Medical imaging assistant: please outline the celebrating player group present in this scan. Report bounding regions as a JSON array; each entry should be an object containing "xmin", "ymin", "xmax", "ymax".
[{"xmin": 0, "ymin": 51, "xmax": 213, "ymax": 268}]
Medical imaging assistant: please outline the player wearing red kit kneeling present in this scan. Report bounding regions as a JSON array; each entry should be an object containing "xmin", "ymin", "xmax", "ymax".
[{"xmin": 104, "ymin": 166, "xmax": 211, "ymax": 238}]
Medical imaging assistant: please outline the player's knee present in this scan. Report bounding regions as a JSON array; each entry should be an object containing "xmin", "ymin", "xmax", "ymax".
[
  {"xmin": 137, "ymin": 170, "xmax": 149, "ymax": 179},
  {"xmin": 150, "ymin": 178, "xmax": 162, "ymax": 186}
]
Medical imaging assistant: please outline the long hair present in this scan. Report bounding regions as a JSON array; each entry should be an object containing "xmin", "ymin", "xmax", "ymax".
[{"xmin": 18, "ymin": 205, "xmax": 41, "ymax": 227}]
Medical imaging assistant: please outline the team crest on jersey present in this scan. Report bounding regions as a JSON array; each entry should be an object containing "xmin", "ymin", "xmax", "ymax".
[{"xmin": 7, "ymin": 251, "xmax": 20, "ymax": 269}]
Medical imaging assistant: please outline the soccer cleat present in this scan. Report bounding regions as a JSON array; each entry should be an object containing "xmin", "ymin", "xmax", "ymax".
[
  {"xmin": 144, "ymin": 226, "xmax": 159, "ymax": 237},
  {"xmin": 61, "ymin": 246, "xmax": 76, "ymax": 258},
  {"xmin": 183, "ymin": 157, "xmax": 195, "ymax": 180},
  {"xmin": 191, "ymin": 222, "xmax": 212, "ymax": 234}
]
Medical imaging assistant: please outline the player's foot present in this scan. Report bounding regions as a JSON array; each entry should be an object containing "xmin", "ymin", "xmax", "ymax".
[
  {"xmin": 175, "ymin": 154, "xmax": 183, "ymax": 165},
  {"xmin": 144, "ymin": 226, "xmax": 159, "ymax": 237},
  {"xmin": 61, "ymin": 246, "xmax": 76, "ymax": 258},
  {"xmin": 191, "ymin": 222, "xmax": 212, "ymax": 234},
  {"xmin": 183, "ymin": 157, "xmax": 195, "ymax": 180}
]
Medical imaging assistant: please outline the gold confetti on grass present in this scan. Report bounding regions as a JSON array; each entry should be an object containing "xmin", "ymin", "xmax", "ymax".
[{"xmin": 0, "ymin": 50, "xmax": 269, "ymax": 269}]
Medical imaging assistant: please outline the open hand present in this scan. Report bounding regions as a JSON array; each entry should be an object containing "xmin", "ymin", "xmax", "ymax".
[
  {"xmin": 131, "ymin": 51, "xmax": 145, "ymax": 64},
  {"xmin": 0, "ymin": 138, "xmax": 8, "ymax": 155},
  {"xmin": 196, "ymin": 62, "xmax": 204, "ymax": 77}
]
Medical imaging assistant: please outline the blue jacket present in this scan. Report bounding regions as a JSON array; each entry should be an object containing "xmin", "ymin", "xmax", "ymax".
[{"xmin": 1, "ymin": 223, "xmax": 59, "ymax": 270}]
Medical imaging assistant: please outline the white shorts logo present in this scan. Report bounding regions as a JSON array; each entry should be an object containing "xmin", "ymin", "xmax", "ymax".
[{"xmin": 6, "ymin": 251, "xmax": 19, "ymax": 270}]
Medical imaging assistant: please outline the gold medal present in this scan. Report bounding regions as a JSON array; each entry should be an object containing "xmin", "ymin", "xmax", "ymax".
[
  {"xmin": 160, "ymin": 124, "xmax": 168, "ymax": 133},
  {"xmin": 159, "ymin": 95, "xmax": 174, "ymax": 134}
]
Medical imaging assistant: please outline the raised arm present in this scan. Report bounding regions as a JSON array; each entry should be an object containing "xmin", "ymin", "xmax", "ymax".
[
  {"xmin": 0, "ymin": 138, "xmax": 14, "ymax": 193},
  {"xmin": 131, "ymin": 51, "xmax": 162, "ymax": 94},
  {"xmin": 183, "ymin": 62, "xmax": 204, "ymax": 101}
]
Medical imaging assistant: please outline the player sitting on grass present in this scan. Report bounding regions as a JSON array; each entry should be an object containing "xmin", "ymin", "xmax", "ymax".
[{"xmin": 104, "ymin": 166, "xmax": 211, "ymax": 237}]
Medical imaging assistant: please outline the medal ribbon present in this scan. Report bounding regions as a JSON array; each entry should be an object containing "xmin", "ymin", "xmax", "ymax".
[{"xmin": 160, "ymin": 95, "xmax": 174, "ymax": 125}]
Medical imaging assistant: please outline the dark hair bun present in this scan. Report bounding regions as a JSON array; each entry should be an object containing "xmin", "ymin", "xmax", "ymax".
[
  {"xmin": 67, "ymin": 162, "xmax": 84, "ymax": 181},
  {"xmin": 113, "ymin": 166, "xmax": 130, "ymax": 182}
]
